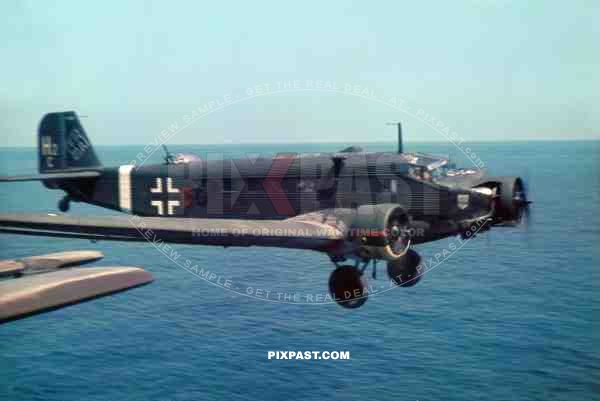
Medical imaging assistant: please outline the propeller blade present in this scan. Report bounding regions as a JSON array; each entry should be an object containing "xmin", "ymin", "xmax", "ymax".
[{"xmin": 519, "ymin": 169, "xmax": 532, "ymax": 233}]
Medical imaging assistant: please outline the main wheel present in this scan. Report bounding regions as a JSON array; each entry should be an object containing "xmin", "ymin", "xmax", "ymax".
[
  {"xmin": 328, "ymin": 265, "xmax": 368, "ymax": 309},
  {"xmin": 387, "ymin": 249, "xmax": 422, "ymax": 287}
]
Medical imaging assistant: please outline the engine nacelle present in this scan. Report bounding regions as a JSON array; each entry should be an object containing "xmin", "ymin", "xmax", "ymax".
[{"xmin": 348, "ymin": 203, "xmax": 411, "ymax": 261}]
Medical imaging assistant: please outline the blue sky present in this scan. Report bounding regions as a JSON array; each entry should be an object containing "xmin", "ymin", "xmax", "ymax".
[{"xmin": 1, "ymin": 0, "xmax": 598, "ymax": 146}]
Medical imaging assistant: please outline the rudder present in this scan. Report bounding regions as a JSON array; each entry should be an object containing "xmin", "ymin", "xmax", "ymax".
[{"xmin": 38, "ymin": 111, "xmax": 102, "ymax": 173}]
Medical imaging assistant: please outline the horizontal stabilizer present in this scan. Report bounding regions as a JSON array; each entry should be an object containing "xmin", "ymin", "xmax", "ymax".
[
  {"xmin": 0, "ymin": 266, "xmax": 154, "ymax": 323},
  {"xmin": 0, "ymin": 171, "xmax": 101, "ymax": 182}
]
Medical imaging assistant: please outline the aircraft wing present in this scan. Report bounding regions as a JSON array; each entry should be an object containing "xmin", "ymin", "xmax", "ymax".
[
  {"xmin": 0, "ymin": 250, "xmax": 103, "ymax": 277},
  {"xmin": 0, "ymin": 210, "xmax": 349, "ymax": 322},
  {"xmin": 0, "ymin": 251, "xmax": 153, "ymax": 323},
  {"xmin": 0, "ymin": 171, "xmax": 101, "ymax": 182},
  {"xmin": 0, "ymin": 212, "xmax": 347, "ymax": 252}
]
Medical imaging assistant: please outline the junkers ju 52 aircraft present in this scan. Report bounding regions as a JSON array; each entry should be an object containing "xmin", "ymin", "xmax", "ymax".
[{"xmin": 0, "ymin": 111, "xmax": 531, "ymax": 319}]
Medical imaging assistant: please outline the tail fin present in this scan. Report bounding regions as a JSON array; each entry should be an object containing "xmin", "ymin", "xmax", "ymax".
[{"xmin": 39, "ymin": 111, "xmax": 102, "ymax": 173}]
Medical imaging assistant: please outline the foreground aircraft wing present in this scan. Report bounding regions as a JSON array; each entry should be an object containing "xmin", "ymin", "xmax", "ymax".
[
  {"xmin": 0, "ymin": 212, "xmax": 347, "ymax": 252},
  {"xmin": 0, "ymin": 250, "xmax": 103, "ymax": 277},
  {"xmin": 0, "ymin": 251, "xmax": 153, "ymax": 323}
]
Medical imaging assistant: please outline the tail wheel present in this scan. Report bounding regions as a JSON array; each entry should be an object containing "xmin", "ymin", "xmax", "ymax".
[
  {"xmin": 58, "ymin": 196, "xmax": 70, "ymax": 212},
  {"xmin": 328, "ymin": 265, "xmax": 368, "ymax": 309},
  {"xmin": 387, "ymin": 249, "xmax": 422, "ymax": 287}
]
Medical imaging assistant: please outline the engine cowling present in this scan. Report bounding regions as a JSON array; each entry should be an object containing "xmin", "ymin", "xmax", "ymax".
[
  {"xmin": 348, "ymin": 203, "xmax": 411, "ymax": 261},
  {"xmin": 473, "ymin": 176, "xmax": 529, "ymax": 225}
]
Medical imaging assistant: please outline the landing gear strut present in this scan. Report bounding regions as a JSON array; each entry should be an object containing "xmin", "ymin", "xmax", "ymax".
[
  {"xmin": 328, "ymin": 265, "xmax": 368, "ymax": 309},
  {"xmin": 58, "ymin": 196, "xmax": 71, "ymax": 212},
  {"xmin": 387, "ymin": 249, "xmax": 422, "ymax": 287}
]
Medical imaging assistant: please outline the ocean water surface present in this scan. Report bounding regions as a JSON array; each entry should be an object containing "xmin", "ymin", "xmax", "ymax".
[{"xmin": 0, "ymin": 141, "xmax": 598, "ymax": 401}]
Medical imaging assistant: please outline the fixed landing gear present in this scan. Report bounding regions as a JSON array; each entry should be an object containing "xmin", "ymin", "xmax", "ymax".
[
  {"xmin": 387, "ymin": 249, "xmax": 422, "ymax": 287},
  {"xmin": 58, "ymin": 196, "xmax": 71, "ymax": 212},
  {"xmin": 328, "ymin": 265, "xmax": 368, "ymax": 309},
  {"xmin": 327, "ymin": 248, "xmax": 423, "ymax": 308}
]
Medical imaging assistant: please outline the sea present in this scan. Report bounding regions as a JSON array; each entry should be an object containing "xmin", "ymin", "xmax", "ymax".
[{"xmin": 0, "ymin": 140, "xmax": 598, "ymax": 401}]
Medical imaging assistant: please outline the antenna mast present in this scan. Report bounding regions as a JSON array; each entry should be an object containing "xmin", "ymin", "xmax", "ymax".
[{"xmin": 386, "ymin": 122, "xmax": 403, "ymax": 153}]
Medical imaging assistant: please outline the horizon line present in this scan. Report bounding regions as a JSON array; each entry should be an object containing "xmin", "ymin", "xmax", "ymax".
[{"xmin": 1, "ymin": 137, "xmax": 599, "ymax": 148}]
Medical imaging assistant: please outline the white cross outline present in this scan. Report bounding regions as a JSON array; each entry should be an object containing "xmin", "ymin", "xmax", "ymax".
[
  {"xmin": 150, "ymin": 178, "xmax": 163, "ymax": 193},
  {"xmin": 167, "ymin": 200, "xmax": 180, "ymax": 215},
  {"xmin": 150, "ymin": 177, "xmax": 181, "ymax": 215},
  {"xmin": 166, "ymin": 177, "xmax": 180, "ymax": 193},
  {"xmin": 151, "ymin": 200, "xmax": 164, "ymax": 215}
]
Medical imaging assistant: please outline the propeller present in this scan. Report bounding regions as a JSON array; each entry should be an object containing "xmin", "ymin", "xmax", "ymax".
[
  {"xmin": 516, "ymin": 174, "xmax": 534, "ymax": 231},
  {"xmin": 523, "ymin": 168, "xmax": 533, "ymax": 219},
  {"xmin": 490, "ymin": 176, "xmax": 533, "ymax": 229}
]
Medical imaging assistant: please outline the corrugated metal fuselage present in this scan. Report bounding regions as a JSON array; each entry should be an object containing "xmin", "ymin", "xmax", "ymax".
[{"xmin": 81, "ymin": 153, "xmax": 488, "ymax": 222}]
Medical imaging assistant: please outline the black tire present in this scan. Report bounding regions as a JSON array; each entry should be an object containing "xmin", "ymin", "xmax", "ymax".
[
  {"xmin": 387, "ymin": 249, "xmax": 422, "ymax": 287},
  {"xmin": 328, "ymin": 265, "xmax": 368, "ymax": 309},
  {"xmin": 58, "ymin": 197, "xmax": 70, "ymax": 212}
]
